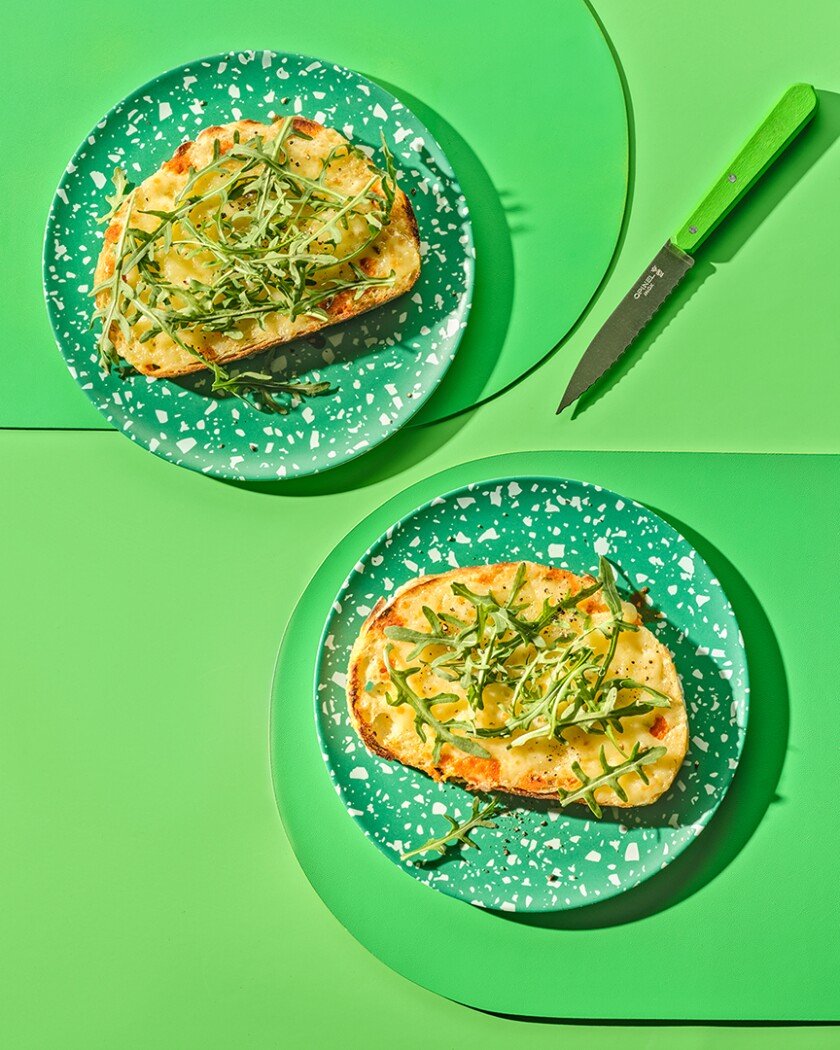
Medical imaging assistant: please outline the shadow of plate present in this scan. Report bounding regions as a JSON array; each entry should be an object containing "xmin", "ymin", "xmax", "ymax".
[{"xmin": 370, "ymin": 79, "xmax": 515, "ymax": 425}]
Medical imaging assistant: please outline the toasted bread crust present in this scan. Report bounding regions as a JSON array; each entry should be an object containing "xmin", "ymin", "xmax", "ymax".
[
  {"xmin": 94, "ymin": 118, "xmax": 421, "ymax": 378},
  {"xmin": 346, "ymin": 562, "xmax": 689, "ymax": 808}
]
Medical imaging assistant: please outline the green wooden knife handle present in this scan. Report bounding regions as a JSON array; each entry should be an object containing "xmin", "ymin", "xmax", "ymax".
[{"xmin": 672, "ymin": 83, "xmax": 817, "ymax": 254}]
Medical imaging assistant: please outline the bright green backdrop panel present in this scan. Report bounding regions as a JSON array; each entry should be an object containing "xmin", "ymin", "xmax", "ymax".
[
  {"xmin": 5, "ymin": 0, "xmax": 840, "ymax": 453},
  {"xmin": 8, "ymin": 0, "xmax": 628, "ymax": 429},
  {"xmin": 273, "ymin": 451, "xmax": 838, "ymax": 1021},
  {"xmin": 1, "ymin": 433, "xmax": 837, "ymax": 1045}
]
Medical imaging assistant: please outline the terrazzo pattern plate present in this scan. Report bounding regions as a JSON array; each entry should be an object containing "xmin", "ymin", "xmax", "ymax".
[
  {"xmin": 42, "ymin": 50, "xmax": 473, "ymax": 480},
  {"xmin": 315, "ymin": 476, "xmax": 749, "ymax": 911}
]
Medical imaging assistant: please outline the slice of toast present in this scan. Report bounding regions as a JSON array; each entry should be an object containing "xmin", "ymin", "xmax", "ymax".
[
  {"xmin": 93, "ymin": 118, "xmax": 421, "ymax": 378},
  {"xmin": 346, "ymin": 562, "xmax": 688, "ymax": 809}
]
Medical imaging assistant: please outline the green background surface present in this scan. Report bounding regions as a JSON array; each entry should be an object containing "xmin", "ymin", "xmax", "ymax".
[
  {"xmin": 19, "ymin": 0, "xmax": 630, "ymax": 430},
  {"xmin": 3, "ymin": 0, "xmax": 840, "ymax": 1044},
  {"xmin": 6, "ymin": 0, "xmax": 840, "ymax": 449},
  {"xmin": 273, "ymin": 451, "xmax": 829, "ymax": 1020},
  {"xmin": 2, "ymin": 438, "xmax": 838, "ymax": 1046}
]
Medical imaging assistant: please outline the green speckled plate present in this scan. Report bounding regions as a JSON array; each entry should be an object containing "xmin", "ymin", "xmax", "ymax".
[
  {"xmin": 42, "ymin": 50, "xmax": 473, "ymax": 480},
  {"xmin": 314, "ymin": 476, "xmax": 748, "ymax": 911}
]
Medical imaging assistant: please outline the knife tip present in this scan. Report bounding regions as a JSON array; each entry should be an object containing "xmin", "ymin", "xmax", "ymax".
[{"xmin": 555, "ymin": 392, "xmax": 575, "ymax": 416}]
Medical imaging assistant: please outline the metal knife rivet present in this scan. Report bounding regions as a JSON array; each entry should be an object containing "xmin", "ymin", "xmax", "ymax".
[
  {"xmin": 728, "ymin": 173, "xmax": 737, "ymax": 182},
  {"xmin": 689, "ymin": 226, "xmax": 697, "ymax": 234}
]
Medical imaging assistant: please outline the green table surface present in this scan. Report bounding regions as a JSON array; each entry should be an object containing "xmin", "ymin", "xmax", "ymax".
[
  {"xmin": 2, "ymin": 436, "xmax": 838, "ymax": 1045},
  {"xmin": 272, "ymin": 450, "xmax": 837, "ymax": 1022},
  {"xmin": 16, "ymin": 0, "xmax": 630, "ymax": 431},
  {"xmin": 6, "ymin": 0, "xmax": 840, "ymax": 451},
  {"xmin": 3, "ymin": 0, "xmax": 840, "ymax": 1044}
]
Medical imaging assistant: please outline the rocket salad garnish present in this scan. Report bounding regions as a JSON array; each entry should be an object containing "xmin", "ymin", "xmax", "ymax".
[
  {"xmin": 382, "ymin": 556, "xmax": 673, "ymax": 816},
  {"xmin": 91, "ymin": 118, "xmax": 399, "ymax": 414},
  {"xmin": 400, "ymin": 796, "xmax": 500, "ymax": 861}
]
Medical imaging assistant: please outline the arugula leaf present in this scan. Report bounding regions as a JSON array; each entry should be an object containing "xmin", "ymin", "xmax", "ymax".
[
  {"xmin": 96, "ymin": 167, "xmax": 131, "ymax": 225},
  {"xmin": 598, "ymin": 555, "xmax": 623, "ymax": 617},
  {"xmin": 384, "ymin": 646, "xmax": 490, "ymax": 762},
  {"xmin": 400, "ymin": 796, "xmax": 500, "ymax": 861},
  {"xmin": 558, "ymin": 744, "xmax": 668, "ymax": 818}
]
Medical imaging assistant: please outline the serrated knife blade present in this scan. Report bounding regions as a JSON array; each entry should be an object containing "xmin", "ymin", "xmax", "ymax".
[
  {"xmin": 556, "ymin": 83, "xmax": 818, "ymax": 415},
  {"xmin": 556, "ymin": 241, "xmax": 693, "ymax": 415}
]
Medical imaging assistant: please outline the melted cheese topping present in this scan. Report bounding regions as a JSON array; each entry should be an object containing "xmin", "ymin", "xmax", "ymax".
[
  {"xmin": 95, "ymin": 119, "xmax": 421, "ymax": 376},
  {"xmin": 348, "ymin": 563, "xmax": 688, "ymax": 809}
]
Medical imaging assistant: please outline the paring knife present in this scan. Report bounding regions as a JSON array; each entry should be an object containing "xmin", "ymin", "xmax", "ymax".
[{"xmin": 556, "ymin": 83, "xmax": 818, "ymax": 415}]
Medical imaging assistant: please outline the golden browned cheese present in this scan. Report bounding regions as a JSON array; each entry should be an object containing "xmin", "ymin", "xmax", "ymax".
[
  {"xmin": 347, "ymin": 562, "xmax": 688, "ymax": 809},
  {"xmin": 94, "ymin": 118, "xmax": 421, "ymax": 377}
]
